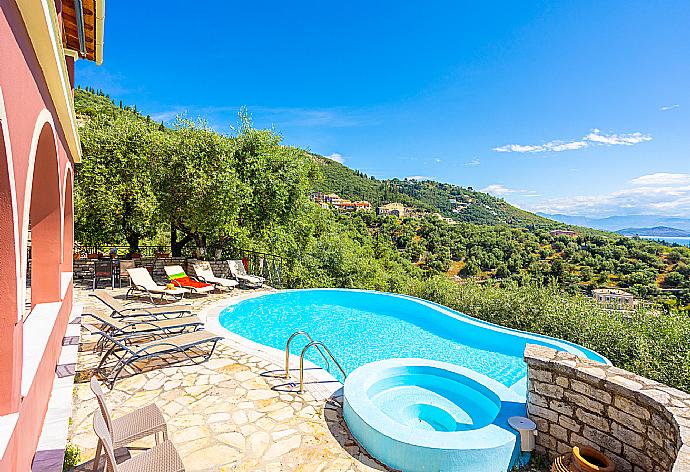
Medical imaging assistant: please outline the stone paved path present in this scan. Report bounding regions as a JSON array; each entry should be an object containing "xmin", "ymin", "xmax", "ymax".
[{"xmin": 69, "ymin": 286, "xmax": 392, "ymax": 472}]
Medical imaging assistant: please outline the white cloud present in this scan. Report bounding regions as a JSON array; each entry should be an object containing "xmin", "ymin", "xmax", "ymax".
[
  {"xmin": 629, "ymin": 173, "xmax": 690, "ymax": 186},
  {"xmin": 493, "ymin": 129, "xmax": 652, "ymax": 154},
  {"xmin": 435, "ymin": 158, "xmax": 441, "ymax": 163},
  {"xmin": 526, "ymin": 175, "xmax": 690, "ymax": 217},
  {"xmin": 481, "ymin": 184, "xmax": 537, "ymax": 197},
  {"xmin": 584, "ymin": 129, "xmax": 652, "ymax": 146},
  {"xmin": 494, "ymin": 144, "xmax": 545, "ymax": 153},
  {"xmin": 548, "ymin": 141, "xmax": 589, "ymax": 152},
  {"xmin": 481, "ymin": 184, "xmax": 516, "ymax": 195},
  {"xmin": 150, "ymin": 109, "xmax": 186, "ymax": 123},
  {"xmin": 660, "ymin": 104, "xmax": 679, "ymax": 111},
  {"xmin": 465, "ymin": 158, "xmax": 481, "ymax": 166},
  {"xmin": 406, "ymin": 175, "xmax": 434, "ymax": 181},
  {"xmin": 326, "ymin": 153, "xmax": 345, "ymax": 164}
]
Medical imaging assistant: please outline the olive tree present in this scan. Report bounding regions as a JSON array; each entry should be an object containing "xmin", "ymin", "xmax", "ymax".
[{"xmin": 75, "ymin": 113, "xmax": 158, "ymax": 252}]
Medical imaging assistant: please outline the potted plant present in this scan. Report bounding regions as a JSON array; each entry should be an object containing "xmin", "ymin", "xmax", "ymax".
[
  {"xmin": 154, "ymin": 245, "xmax": 170, "ymax": 258},
  {"xmin": 87, "ymin": 251, "xmax": 101, "ymax": 259}
]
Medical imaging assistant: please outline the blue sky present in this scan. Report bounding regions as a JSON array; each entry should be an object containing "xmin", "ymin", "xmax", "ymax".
[{"xmin": 77, "ymin": 0, "xmax": 690, "ymax": 217}]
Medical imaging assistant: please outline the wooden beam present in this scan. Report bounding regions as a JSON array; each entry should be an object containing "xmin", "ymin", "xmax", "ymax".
[
  {"xmin": 63, "ymin": 17, "xmax": 95, "ymax": 32},
  {"xmin": 63, "ymin": 28, "xmax": 95, "ymax": 43},
  {"xmin": 62, "ymin": 3, "xmax": 95, "ymax": 17},
  {"xmin": 63, "ymin": 23, "xmax": 94, "ymax": 37}
]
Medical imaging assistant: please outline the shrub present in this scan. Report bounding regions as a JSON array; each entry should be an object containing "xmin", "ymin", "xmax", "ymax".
[
  {"xmin": 402, "ymin": 276, "xmax": 690, "ymax": 392},
  {"xmin": 63, "ymin": 443, "xmax": 80, "ymax": 471}
]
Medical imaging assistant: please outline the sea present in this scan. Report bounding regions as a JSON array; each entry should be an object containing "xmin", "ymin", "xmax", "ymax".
[{"xmin": 639, "ymin": 236, "xmax": 690, "ymax": 247}]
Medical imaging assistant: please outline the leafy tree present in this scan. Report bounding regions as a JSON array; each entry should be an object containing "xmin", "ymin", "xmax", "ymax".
[
  {"xmin": 231, "ymin": 111, "xmax": 318, "ymax": 243},
  {"xmin": 75, "ymin": 112, "xmax": 158, "ymax": 252},
  {"xmin": 462, "ymin": 261, "xmax": 480, "ymax": 276},
  {"xmin": 154, "ymin": 117, "xmax": 244, "ymax": 256}
]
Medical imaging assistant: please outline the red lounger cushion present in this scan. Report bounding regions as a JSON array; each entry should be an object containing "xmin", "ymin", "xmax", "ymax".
[{"xmin": 171, "ymin": 276, "xmax": 212, "ymax": 289}]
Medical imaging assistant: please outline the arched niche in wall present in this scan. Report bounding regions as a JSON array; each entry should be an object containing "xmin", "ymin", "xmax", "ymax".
[{"xmin": 26, "ymin": 113, "xmax": 61, "ymax": 307}]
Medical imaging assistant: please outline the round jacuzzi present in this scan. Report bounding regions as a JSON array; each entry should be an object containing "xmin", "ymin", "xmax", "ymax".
[{"xmin": 343, "ymin": 358, "xmax": 525, "ymax": 472}]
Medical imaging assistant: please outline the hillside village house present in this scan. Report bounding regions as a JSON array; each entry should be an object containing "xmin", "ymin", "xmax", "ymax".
[
  {"xmin": 376, "ymin": 202, "xmax": 406, "ymax": 217},
  {"xmin": 310, "ymin": 193, "xmax": 371, "ymax": 212},
  {"xmin": 550, "ymin": 229, "xmax": 578, "ymax": 238},
  {"xmin": 0, "ymin": 0, "xmax": 105, "ymax": 469},
  {"xmin": 592, "ymin": 288, "xmax": 635, "ymax": 307}
]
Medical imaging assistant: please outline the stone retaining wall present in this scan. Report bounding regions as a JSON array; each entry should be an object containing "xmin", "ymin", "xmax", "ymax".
[
  {"xmin": 69, "ymin": 257, "xmax": 230, "ymax": 283},
  {"xmin": 524, "ymin": 344, "xmax": 690, "ymax": 471}
]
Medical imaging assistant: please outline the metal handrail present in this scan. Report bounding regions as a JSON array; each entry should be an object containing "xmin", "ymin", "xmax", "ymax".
[
  {"xmin": 298, "ymin": 341, "xmax": 347, "ymax": 393},
  {"xmin": 284, "ymin": 331, "xmax": 329, "ymax": 378}
]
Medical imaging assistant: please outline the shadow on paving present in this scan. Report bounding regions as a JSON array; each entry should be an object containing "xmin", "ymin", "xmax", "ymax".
[{"xmin": 323, "ymin": 390, "xmax": 394, "ymax": 472}]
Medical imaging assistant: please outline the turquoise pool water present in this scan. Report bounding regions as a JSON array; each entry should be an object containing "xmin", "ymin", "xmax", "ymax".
[{"xmin": 218, "ymin": 289, "xmax": 606, "ymax": 391}]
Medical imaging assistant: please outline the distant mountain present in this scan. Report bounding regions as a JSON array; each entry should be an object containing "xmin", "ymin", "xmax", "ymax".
[
  {"xmin": 312, "ymin": 155, "xmax": 554, "ymax": 227},
  {"xmin": 539, "ymin": 213, "xmax": 690, "ymax": 232},
  {"xmin": 617, "ymin": 226, "xmax": 690, "ymax": 237}
]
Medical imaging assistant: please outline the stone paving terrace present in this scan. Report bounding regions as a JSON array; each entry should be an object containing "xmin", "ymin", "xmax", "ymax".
[{"xmin": 68, "ymin": 286, "xmax": 391, "ymax": 472}]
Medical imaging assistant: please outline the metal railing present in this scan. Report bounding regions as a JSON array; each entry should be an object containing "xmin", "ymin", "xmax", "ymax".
[
  {"xmin": 284, "ymin": 331, "xmax": 330, "ymax": 378},
  {"xmin": 283, "ymin": 330, "xmax": 346, "ymax": 393},
  {"xmin": 215, "ymin": 248, "xmax": 283, "ymax": 289},
  {"xmin": 73, "ymin": 244, "xmax": 172, "ymax": 258},
  {"xmin": 298, "ymin": 341, "xmax": 346, "ymax": 393},
  {"xmin": 72, "ymin": 244, "xmax": 284, "ymax": 288}
]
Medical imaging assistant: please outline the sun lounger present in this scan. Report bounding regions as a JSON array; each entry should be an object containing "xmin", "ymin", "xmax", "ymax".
[
  {"xmin": 91, "ymin": 290, "xmax": 192, "ymax": 319},
  {"xmin": 83, "ymin": 310, "xmax": 203, "ymax": 353},
  {"xmin": 126, "ymin": 267, "xmax": 189, "ymax": 303},
  {"xmin": 90, "ymin": 377, "xmax": 170, "ymax": 472},
  {"xmin": 227, "ymin": 259, "xmax": 265, "ymax": 288},
  {"xmin": 164, "ymin": 265, "xmax": 215, "ymax": 295},
  {"xmin": 192, "ymin": 261, "xmax": 239, "ymax": 290},
  {"xmin": 96, "ymin": 329, "xmax": 223, "ymax": 388},
  {"xmin": 92, "ymin": 406, "xmax": 184, "ymax": 472}
]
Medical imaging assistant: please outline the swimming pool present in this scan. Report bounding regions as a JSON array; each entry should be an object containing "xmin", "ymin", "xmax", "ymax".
[{"xmin": 218, "ymin": 289, "xmax": 606, "ymax": 392}]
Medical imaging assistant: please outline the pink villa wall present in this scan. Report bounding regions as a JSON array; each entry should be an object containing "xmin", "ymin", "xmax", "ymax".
[{"xmin": 0, "ymin": 1, "xmax": 77, "ymax": 470}]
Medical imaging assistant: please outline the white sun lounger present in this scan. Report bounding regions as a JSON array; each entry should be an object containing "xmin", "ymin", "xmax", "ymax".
[
  {"xmin": 192, "ymin": 262, "xmax": 239, "ymax": 290},
  {"xmin": 126, "ymin": 267, "xmax": 189, "ymax": 303},
  {"xmin": 227, "ymin": 260, "xmax": 265, "ymax": 288}
]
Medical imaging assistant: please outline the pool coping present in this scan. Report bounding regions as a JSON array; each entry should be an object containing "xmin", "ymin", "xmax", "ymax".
[{"xmin": 202, "ymin": 290, "xmax": 344, "ymax": 402}]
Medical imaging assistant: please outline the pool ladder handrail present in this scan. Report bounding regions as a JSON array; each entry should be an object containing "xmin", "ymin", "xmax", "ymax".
[
  {"xmin": 284, "ymin": 331, "xmax": 330, "ymax": 378},
  {"xmin": 298, "ymin": 341, "xmax": 347, "ymax": 393},
  {"xmin": 284, "ymin": 331, "xmax": 347, "ymax": 393}
]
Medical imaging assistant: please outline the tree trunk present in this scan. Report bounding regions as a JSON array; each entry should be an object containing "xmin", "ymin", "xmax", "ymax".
[
  {"xmin": 126, "ymin": 234, "xmax": 140, "ymax": 255},
  {"xmin": 171, "ymin": 222, "xmax": 194, "ymax": 257},
  {"xmin": 194, "ymin": 233, "xmax": 207, "ymax": 258},
  {"xmin": 171, "ymin": 222, "xmax": 180, "ymax": 256}
]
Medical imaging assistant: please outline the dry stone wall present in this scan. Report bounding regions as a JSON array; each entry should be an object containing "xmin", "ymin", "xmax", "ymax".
[
  {"xmin": 69, "ymin": 257, "xmax": 230, "ymax": 283},
  {"xmin": 524, "ymin": 344, "xmax": 690, "ymax": 472}
]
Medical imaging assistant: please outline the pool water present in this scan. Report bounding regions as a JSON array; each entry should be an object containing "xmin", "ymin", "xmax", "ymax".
[
  {"xmin": 369, "ymin": 373, "xmax": 499, "ymax": 432},
  {"xmin": 218, "ymin": 289, "xmax": 606, "ymax": 391}
]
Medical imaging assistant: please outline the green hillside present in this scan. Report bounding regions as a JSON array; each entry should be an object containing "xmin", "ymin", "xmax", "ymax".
[
  {"xmin": 311, "ymin": 154, "xmax": 553, "ymax": 227},
  {"xmin": 71, "ymin": 88, "xmax": 690, "ymax": 392},
  {"xmin": 73, "ymin": 90, "xmax": 557, "ymax": 230}
]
